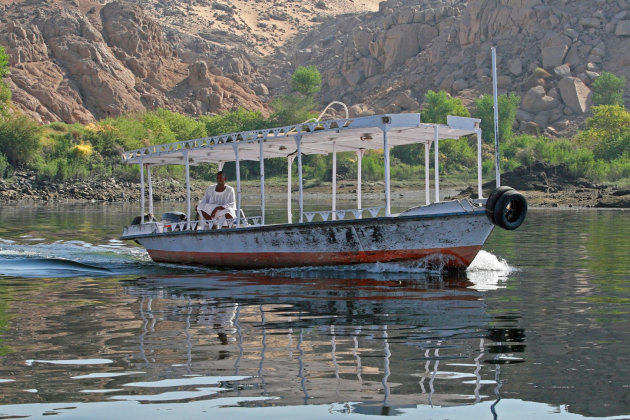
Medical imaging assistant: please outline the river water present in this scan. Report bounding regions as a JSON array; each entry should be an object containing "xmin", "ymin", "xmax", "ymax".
[{"xmin": 0, "ymin": 202, "xmax": 629, "ymax": 419}]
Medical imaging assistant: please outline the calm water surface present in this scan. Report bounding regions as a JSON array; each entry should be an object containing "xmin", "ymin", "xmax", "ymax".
[{"xmin": 0, "ymin": 202, "xmax": 629, "ymax": 419}]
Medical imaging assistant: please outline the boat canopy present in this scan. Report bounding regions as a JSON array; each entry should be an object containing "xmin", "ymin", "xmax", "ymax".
[
  {"xmin": 121, "ymin": 113, "xmax": 483, "ymax": 227},
  {"xmin": 121, "ymin": 114, "xmax": 479, "ymax": 166}
]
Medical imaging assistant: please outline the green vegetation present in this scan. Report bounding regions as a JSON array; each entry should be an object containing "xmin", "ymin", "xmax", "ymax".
[
  {"xmin": 0, "ymin": 46, "xmax": 11, "ymax": 116},
  {"xmin": 474, "ymin": 93, "xmax": 521, "ymax": 144},
  {"xmin": 592, "ymin": 72, "xmax": 626, "ymax": 107},
  {"xmin": 291, "ymin": 65, "xmax": 322, "ymax": 97},
  {"xmin": 0, "ymin": 114, "xmax": 42, "ymax": 167},
  {"xmin": 0, "ymin": 59, "xmax": 629, "ymax": 187},
  {"xmin": 421, "ymin": 90, "xmax": 470, "ymax": 124}
]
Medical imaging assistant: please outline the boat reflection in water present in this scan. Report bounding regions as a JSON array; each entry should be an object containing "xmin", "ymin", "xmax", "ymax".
[{"xmin": 121, "ymin": 266, "xmax": 524, "ymax": 416}]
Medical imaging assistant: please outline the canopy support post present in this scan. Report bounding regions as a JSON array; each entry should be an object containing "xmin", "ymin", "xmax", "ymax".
[
  {"xmin": 294, "ymin": 135, "xmax": 304, "ymax": 223},
  {"xmin": 139, "ymin": 159, "xmax": 145, "ymax": 224},
  {"xmin": 259, "ymin": 138, "xmax": 265, "ymax": 226},
  {"xmin": 232, "ymin": 144, "xmax": 241, "ymax": 227},
  {"xmin": 476, "ymin": 128, "xmax": 483, "ymax": 199},
  {"xmin": 424, "ymin": 142, "xmax": 430, "ymax": 205},
  {"xmin": 147, "ymin": 164, "xmax": 154, "ymax": 218},
  {"xmin": 287, "ymin": 155, "xmax": 295, "ymax": 224},
  {"xmin": 184, "ymin": 150, "xmax": 191, "ymax": 228},
  {"xmin": 383, "ymin": 126, "xmax": 391, "ymax": 216},
  {"xmin": 434, "ymin": 126, "xmax": 440, "ymax": 203},
  {"xmin": 492, "ymin": 47, "xmax": 501, "ymax": 188},
  {"xmin": 332, "ymin": 141, "xmax": 337, "ymax": 220},
  {"xmin": 218, "ymin": 162, "xmax": 224, "ymax": 171},
  {"xmin": 357, "ymin": 150, "xmax": 363, "ymax": 211}
]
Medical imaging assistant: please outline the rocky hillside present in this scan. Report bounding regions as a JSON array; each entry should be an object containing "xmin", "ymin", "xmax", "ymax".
[
  {"xmin": 0, "ymin": 0, "xmax": 266, "ymax": 123},
  {"xmin": 1, "ymin": 0, "xmax": 629, "ymax": 136},
  {"xmin": 266, "ymin": 0, "xmax": 630, "ymax": 136}
]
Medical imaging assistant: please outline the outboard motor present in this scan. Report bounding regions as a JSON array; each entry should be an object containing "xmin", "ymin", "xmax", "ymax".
[{"xmin": 485, "ymin": 186, "xmax": 527, "ymax": 230}]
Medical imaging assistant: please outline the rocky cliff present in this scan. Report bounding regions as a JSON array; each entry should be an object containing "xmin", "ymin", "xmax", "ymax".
[
  {"xmin": 265, "ymin": 0, "xmax": 630, "ymax": 136},
  {"xmin": 1, "ymin": 0, "xmax": 629, "ymax": 135},
  {"xmin": 0, "ymin": 0, "xmax": 265, "ymax": 123}
]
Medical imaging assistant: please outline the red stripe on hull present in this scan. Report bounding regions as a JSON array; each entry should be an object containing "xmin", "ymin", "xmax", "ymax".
[{"xmin": 147, "ymin": 245, "xmax": 482, "ymax": 270}]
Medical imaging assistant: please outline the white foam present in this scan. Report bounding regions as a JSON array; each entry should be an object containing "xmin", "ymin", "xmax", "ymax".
[{"xmin": 465, "ymin": 251, "xmax": 513, "ymax": 291}]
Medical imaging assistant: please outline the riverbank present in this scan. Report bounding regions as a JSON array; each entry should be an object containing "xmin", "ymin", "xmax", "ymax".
[{"xmin": 1, "ymin": 167, "xmax": 629, "ymax": 208}]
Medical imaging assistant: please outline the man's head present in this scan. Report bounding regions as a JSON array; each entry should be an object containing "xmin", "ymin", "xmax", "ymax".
[{"xmin": 216, "ymin": 171, "xmax": 226, "ymax": 186}]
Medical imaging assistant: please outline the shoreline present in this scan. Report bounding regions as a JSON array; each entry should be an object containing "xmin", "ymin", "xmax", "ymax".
[{"xmin": 1, "ymin": 169, "xmax": 629, "ymax": 209}]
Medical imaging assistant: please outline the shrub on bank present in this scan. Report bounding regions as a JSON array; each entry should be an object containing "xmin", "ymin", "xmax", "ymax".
[{"xmin": 0, "ymin": 114, "xmax": 42, "ymax": 167}]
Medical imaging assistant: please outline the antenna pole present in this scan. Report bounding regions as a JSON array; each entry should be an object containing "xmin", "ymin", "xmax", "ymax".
[{"xmin": 492, "ymin": 47, "xmax": 501, "ymax": 188}]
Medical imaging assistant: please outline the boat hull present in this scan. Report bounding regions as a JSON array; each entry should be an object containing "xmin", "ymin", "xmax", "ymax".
[{"xmin": 129, "ymin": 211, "xmax": 494, "ymax": 270}]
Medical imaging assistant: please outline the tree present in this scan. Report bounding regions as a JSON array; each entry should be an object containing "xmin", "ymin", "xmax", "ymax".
[
  {"xmin": 577, "ymin": 105, "xmax": 630, "ymax": 160},
  {"xmin": 421, "ymin": 90, "xmax": 469, "ymax": 124},
  {"xmin": 291, "ymin": 65, "xmax": 321, "ymax": 97},
  {"xmin": 474, "ymin": 93, "xmax": 521, "ymax": 144},
  {"xmin": 591, "ymin": 72, "xmax": 626, "ymax": 107}
]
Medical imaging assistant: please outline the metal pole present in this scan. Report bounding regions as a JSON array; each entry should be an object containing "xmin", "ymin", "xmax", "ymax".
[
  {"xmin": 139, "ymin": 160, "xmax": 145, "ymax": 223},
  {"xmin": 287, "ymin": 155, "xmax": 294, "ymax": 224},
  {"xmin": 383, "ymin": 127, "xmax": 391, "ymax": 216},
  {"xmin": 434, "ymin": 126, "xmax": 440, "ymax": 203},
  {"xmin": 424, "ymin": 142, "xmax": 430, "ymax": 205},
  {"xmin": 477, "ymin": 129, "xmax": 483, "ymax": 199},
  {"xmin": 357, "ymin": 150, "xmax": 363, "ymax": 210},
  {"xmin": 332, "ymin": 141, "xmax": 337, "ymax": 220},
  {"xmin": 492, "ymin": 47, "xmax": 501, "ymax": 187},
  {"xmin": 147, "ymin": 164, "xmax": 154, "ymax": 218},
  {"xmin": 232, "ymin": 144, "xmax": 241, "ymax": 227},
  {"xmin": 259, "ymin": 138, "xmax": 265, "ymax": 225},
  {"xmin": 294, "ymin": 136, "xmax": 304, "ymax": 223},
  {"xmin": 184, "ymin": 151, "xmax": 191, "ymax": 227}
]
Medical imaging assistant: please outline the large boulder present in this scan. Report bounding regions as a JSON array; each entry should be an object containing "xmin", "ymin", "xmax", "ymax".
[
  {"xmin": 616, "ymin": 20, "xmax": 630, "ymax": 37},
  {"xmin": 558, "ymin": 77, "xmax": 592, "ymax": 114},
  {"xmin": 521, "ymin": 86, "xmax": 560, "ymax": 114},
  {"xmin": 541, "ymin": 33, "xmax": 572, "ymax": 69}
]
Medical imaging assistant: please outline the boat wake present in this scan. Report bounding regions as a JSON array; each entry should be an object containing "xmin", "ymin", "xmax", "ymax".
[
  {"xmin": 263, "ymin": 250, "xmax": 515, "ymax": 290},
  {"xmin": 465, "ymin": 251, "xmax": 514, "ymax": 291},
  {"xmin": 0, "ymin": 237, "xmax": 208, "ymax": 278}
]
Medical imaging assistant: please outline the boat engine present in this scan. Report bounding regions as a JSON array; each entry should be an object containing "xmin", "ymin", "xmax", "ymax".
[{"xmin": 485, "ymin": 186, "xmax": 527, "ymax": 230}]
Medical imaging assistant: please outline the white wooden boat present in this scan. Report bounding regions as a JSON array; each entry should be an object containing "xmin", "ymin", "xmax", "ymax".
[{"xmin": 120, "ymin": 113, "xmax": 527, "ymax": 270}]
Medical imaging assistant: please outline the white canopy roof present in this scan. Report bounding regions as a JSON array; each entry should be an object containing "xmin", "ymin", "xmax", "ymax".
[{"xmin": 121, "ymin": 113, "xmax": 480, "ymax": 166}]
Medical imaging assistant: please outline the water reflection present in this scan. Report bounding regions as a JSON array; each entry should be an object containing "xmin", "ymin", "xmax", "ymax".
[{"xmin": 0, "ymin": 271, "xmax": 528, "ymax": 417}]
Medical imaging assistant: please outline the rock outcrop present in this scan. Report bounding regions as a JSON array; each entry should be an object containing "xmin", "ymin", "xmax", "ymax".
[
  {"xmin": 263, "ymin": 0, "xmax": 630, "ymax": 137},
  {"xmin": 1, "ymin": 0, "xmax": 629, "ymax": 136},
  {"xmin": 0, "ymin": 0, "xmax": 266, "ymax": 123}
]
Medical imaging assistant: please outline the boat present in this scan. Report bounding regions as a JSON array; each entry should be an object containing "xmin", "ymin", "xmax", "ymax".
[{"xmin": 120, "ymin": 112, "xmax": 527, "ymax": 270}]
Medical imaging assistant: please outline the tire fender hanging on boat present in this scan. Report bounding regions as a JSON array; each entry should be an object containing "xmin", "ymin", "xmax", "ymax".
[{"xmin": 485, "ymin": 186, "xmax": 527, "ymax": 230}]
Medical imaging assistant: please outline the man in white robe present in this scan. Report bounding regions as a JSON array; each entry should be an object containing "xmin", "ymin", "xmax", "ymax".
[{"xmin": 197, "ymin": 171, "xmax": 236, "ymax": 225}]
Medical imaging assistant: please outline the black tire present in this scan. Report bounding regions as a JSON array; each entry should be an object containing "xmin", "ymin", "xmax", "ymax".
[
  {"xmin": 493, "ymin": 190, "xmax": 527, "ymax": 230},
  {"xmin": 485, "ymin": 186, "xmax": 514, "ymax": 223}
]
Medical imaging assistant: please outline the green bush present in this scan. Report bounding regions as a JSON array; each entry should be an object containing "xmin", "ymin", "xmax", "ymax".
[
  {"xmin": 291, "ymin": 65, "xmax": 321, "ymax": 97},
  {"xmin": 269, "ymin": 95, "xmax": 317, "ymax": 126},
  {"xmin": 592, "ymin": 72, "xmax": 626, "ymax": 106},
  {"xmin": 0, "ymin": 114, "xmax": 42, "ymax": 166},
  {"xmin": 152, "ymin": 108, "xmax": 206, "ymax": 141},
  {"xmin": 577, "ymin": 105, "xmax": 630, "ymax": 160},
  {"xmin": 421, "ymin": 90, "xmax": 470, "ymax": 124},
  {"xmin": 475, "ymin": 93, "xmax": 520, "ymax": 144},
  {"xmin": 200, "ymin": 107, "xmax": 268, "ymax": 136}
]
